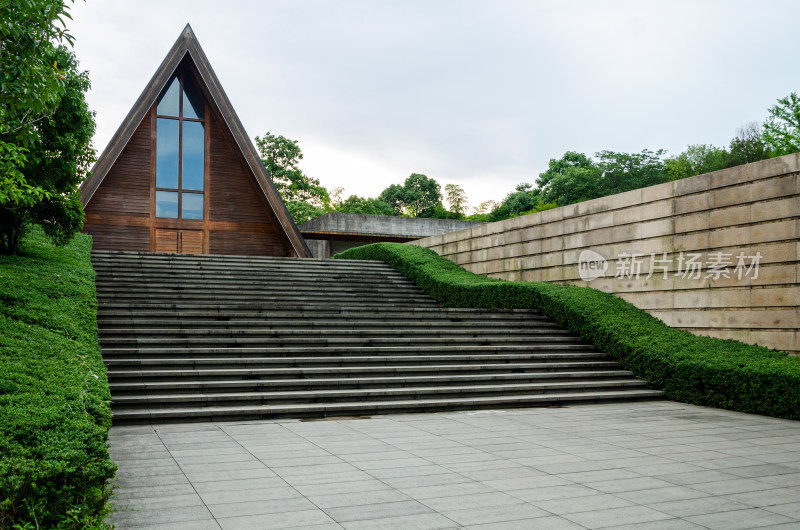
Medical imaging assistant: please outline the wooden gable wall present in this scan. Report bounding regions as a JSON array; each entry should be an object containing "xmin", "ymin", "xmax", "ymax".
[
  {"xmin": 83, "ymin": 113, "xmax": 152, "ymax": 251},
  {"xmin": 84, "ymin": 105, "xmax": 290, "ymax": 256},
  {"xmin": 80, "ymin": 26, "xmax": 309, "ymax": 257},
  {"xmin": 208, "ymin": 119, "xmax": 287, "ymax": 256}
]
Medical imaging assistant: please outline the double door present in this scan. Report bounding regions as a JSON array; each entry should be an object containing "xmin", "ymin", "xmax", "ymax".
[{"xmin": 155, "ymin": 228, "xmax": 203, "ymax": 254}]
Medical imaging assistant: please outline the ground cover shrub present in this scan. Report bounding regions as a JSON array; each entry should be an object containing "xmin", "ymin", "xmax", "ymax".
[
  {"xmin": 0, "ymin": 227, "xmax": 115, "ymax": 529},
  {"xmin": 335, "ymin": 243, "xmax": 800, "ymax": 420}
]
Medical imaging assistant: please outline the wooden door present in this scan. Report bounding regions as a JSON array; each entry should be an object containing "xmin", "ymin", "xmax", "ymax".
[
  {"xmin": 155, "ymin": 229, "xmax": 178, "ymax": 253},
  {"xmin": 154, "ymin": 229, "xmax": 203, "ymax": 254},
  {"xmin": 180, "ymin": 230, "xmax": 203, "ymax": 254}
]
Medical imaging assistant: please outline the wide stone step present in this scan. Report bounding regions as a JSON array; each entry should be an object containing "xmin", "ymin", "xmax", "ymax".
[
  {"xmin": 96, "ymin": 306, "xmax": 534, "ymax": 316},
  {"xmin": 91, "ymin": 251, "xmax": 386, "ymax": 264},
  {"xmin": 92, "ymin": 265, "xmax": 408, "ymax": 276},
  {"xmin": 94, "ymin": 273, "xmax": 407, "ymax": 285},
  {"xmin": 91, "ymin": 262, "xmax": 396, "ymax": 274},
  {"xmin": 99, "ymin": 336, "xmax": 587, "ymax": 349},
  {"xmin": 94, "ymin": 272, "xmax": 420, "ymax": 283},
  {"xmin": 91, "ymin": 251, "xmax": 387, "ymax": 265},
  {"xmin": 96, "ymin": 310, "xmax": 543, "ymax": 323},
  {"xmin": 95, "ymin": 280, "xmax": 420, "ymax": 291},
  {"xmin": 92, "ymin": 268, "xmax": 411, "ymax": 282},
  {"xmin": 103, "ymin": 352, "xmax": 608, "ymax": 369},
  {"xmin": 99, "ymin": 343, "xmax": 600, "ymax": 358},
  {"xmin": 111, "ymin": 380, "xmax": 651, "ymax": 408},
  {"xmin": 97, "ymin": 299, "xmax": 438, "ymax": 308},
  {"xmin": 112, "ymin": 389, "xmax": 666, "ymax": 423},
  {"xmin": 97, "ymin": 319, "xmax": 561, "ymax": 330},
  {"xmin": 105, "ymin": 361, "xmax": 624, "ymax": 382},
  {"xmin": 98, "ymin": 292, "xmax": 437, "ymax": 302},
  {"xmin": 99, "ymin": 327, "xmax": 571, "ymax": 337},
  {"xmin": 108, "ymin": 370, "xmax": 640, "ymax": 394},
  {"xmin": 91, "ymin": 257, "xmax": 391, "ymax": 267}
]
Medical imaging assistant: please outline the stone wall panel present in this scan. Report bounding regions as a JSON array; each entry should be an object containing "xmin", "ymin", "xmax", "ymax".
[{"xmin": 412, "ymin": 154, "xmax": 800, "ymax": 354}]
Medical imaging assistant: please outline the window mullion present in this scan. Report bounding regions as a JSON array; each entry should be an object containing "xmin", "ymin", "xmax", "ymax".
[{"xmin": 178, "ymin": 74, "xmax": 183, "ymax": 219}]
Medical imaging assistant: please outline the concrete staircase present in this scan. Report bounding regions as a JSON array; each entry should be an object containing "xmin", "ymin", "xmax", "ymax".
[{"xmin": 93, "ymin": 251, "xmax": 663, "ymax": 424}]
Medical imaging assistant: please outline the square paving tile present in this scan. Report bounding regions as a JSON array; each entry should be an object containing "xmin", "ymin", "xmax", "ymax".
[
  {"xmin": 563, "ymin": 505, "xmax": 674, "ymax": 528},
  {"xmin": 685, "ymin": 507, "xmax": 796, "ymax": 530},
  {"xmin": 442, "ymin": 503, "xmax": 550, "ymax": 525},
  {"xmin": 106, "ymin": 402, "xmax": 800, "ymax": 529},
  {"xmin": 324, "ymin": 500, "xmax": 434, "ymax": 523},
  {"xmin": 533, "ymin": 493, "xmax": 634, "ymax": 515}
]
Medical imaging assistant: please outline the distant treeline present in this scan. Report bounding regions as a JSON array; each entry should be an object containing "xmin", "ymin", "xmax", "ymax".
[{"xmin": 258, "ymin": 91, "xmax": 800, "ymax": 224}]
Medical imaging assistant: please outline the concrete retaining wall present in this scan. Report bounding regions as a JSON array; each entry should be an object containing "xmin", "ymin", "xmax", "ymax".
[
  {"xmin": 300, "ymin": 213, "xmax": 484, "ymax": 238},
  {"xmin": 412, "ymin": 153, "xmax": 800, "ymax": 354}
]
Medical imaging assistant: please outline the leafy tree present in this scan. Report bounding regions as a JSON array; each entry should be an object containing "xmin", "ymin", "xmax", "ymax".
[
  {"xmin": 521, "ymin": 202, "xmax": 558, "ymax": 215},
  {"xmin": 327, "ymin": 186, "xmax": 344, "ymax": 210},
  {"xmin": 378, "ymin": 173, "xmax": 443, "ymax": 217},
  {"xmin": 665, "ymin": 144, "xmax": 730, "ymax": 180},
  {"xmin": 763, "ymin": 92, "xmax": 800, "ymax": 156},
  {"xmin": 536, "ymin": 151, "xmax": 594, "ymax": 190},
  {"xmin": 286, "ymin": 200, "xmax": 325, "ymax": 225},
  {"xmin": 378, "ymin": 183, "xmax": 406, "ymax": 215},
  {"xmin": 595, "ymin": 149, "xmax": 669, "ymax": 195},
  {"xmin": 465, "ymin": 212, "xmax": 492, "ymax": 222},
  {"xmin": 537, "ymin": 152, "xmax": 602, "ymax": 206},
  {"xmin": 472, "ymin": 200, "xmax": 497, "ymax": 216},
  {"xmin": 444, "ymin": 183, "xmax": 468, "ymax": 216},
  {"xmin": 336, "ymin": 195, "xmax": 394, "ymax": 216},
  {"xmin": 488, "ymin": 183, "xmax": 537, "ymax": 221},
  {"xmin": 1, "ymin": 46, "xmax": 94, "ymax": 254},
  {"xmin": 536, "ymin": 149, "xmax": 670, "ymax": 208},
  {"xmin": 255, "ymin": 132, "xmax": 330, "ymax": 207},
  {"xmin": 728, "ymin": 122, "xmax": 772, "ymax": 166},
  {"xmin": 402, "ymin": 173, "xmax": 443, "ymax": 217},
  {"xmin": 466, "ymin": 200, "xmax": 497, "ymax": 221},
  {"xmin": 543, "ymin": 164, "xmax": 602, "ymax": 206},
  {"xmin": 503, "ymin": 183, "xmax": 540, "ymax": 214},
  {"xmin": 487, "ymin": 183, "xmax": 551, "ymax": 221},
  {"xmin": 431, "ymin": 203, "xmax": 459, "ymax": 219},
  {"xmin": 1, "ymin": 2, "xmax": 93, "ymax": 255}
]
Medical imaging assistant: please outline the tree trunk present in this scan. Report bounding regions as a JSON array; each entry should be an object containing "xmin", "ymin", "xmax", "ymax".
[{"xmin": 0, "ymin": 205, "xmax": 24, "ymax": 255}]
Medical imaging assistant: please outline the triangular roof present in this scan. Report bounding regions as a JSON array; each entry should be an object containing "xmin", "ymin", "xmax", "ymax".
[{"xmin": 80, "ymin": 24, "xmax": 311, "ymax": 257}]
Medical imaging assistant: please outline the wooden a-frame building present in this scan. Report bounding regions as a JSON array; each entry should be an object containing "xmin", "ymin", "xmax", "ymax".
[{"xmin": 80, "ymin": 25, "xmax": 311, "ymax": 257}]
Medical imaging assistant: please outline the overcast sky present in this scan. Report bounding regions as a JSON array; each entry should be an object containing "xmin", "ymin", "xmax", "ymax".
[{"xmin": 69, "ymin": 1, "xmax": 800, "ymax": 211}]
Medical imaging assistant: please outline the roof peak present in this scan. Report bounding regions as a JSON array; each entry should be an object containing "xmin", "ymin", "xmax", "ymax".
[{"xmin": 181, "ymin": 23, "xmax": 196, "ymax": 38}]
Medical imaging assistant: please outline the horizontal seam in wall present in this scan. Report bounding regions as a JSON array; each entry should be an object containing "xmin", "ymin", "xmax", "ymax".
[
  {"xmin": 446, "ymin": 215, "xmax": 800, "ymax": 251},
  {"xmin": 422, "ymin": 170, "xmax": 799, "ymax": 246},
  {"xmin": 444, "ymin": 242, "xmax": 800, "ymax": 265}
]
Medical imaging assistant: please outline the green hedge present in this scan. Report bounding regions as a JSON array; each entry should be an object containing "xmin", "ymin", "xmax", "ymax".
[
  {"xmin": 0, "ymin": 227, "xmax": 115, "ymax": 529},
  {"xmin": 335, "ymin": 243, "xmax": 800, "ymax": 420}
]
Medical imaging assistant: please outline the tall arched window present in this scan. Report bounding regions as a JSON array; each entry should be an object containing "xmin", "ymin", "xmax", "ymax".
[{"xmin": 155, "ymin": 72, "xmax": 205, "ymax": 219}]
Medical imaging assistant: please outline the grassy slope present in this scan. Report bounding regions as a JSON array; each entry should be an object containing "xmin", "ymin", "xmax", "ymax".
[
  {"xmin": 0, "ymin": 227, "xmax": 115, "ymax": 529},
  {"xmin": 336, "ymin": 243, "xmax": 800, "ymax": 420}
]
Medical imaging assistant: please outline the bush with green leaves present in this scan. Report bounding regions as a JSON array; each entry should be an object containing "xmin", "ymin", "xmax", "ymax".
[
  {"xmin": 0, "ymin": 227, "xmax": 115, "ymax": 529},
  {"xmin": 335, "ymin": 243, "xmax": 800, "ymax": 420}
]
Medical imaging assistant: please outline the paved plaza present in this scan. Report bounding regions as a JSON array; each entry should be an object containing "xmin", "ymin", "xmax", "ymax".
[{"xmin": 108, "ymin": 401, "xmax": 800, "ymax": 529}]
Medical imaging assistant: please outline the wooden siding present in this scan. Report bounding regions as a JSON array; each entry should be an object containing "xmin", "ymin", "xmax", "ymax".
[
  {"xmin": 83, "ymin": 113, "xmax": 152, "ymax": 251},
  {"xmin": 209, "ymin": 121, "xmax": 270, "ymax": 224},
  {"xmin": 87, "ymin": 113, "xmax": 151, "ymax": 217},
  {"xmin": 209, "ymin": 230, "xmax": 284, "ymax": 256},
  {"xmin": 83, "ymin": 224, "xmax": 150, "ymax": 252},
  {"xmin": 207, "ymin": 119, "xmax": 286, "ymax": 255}
]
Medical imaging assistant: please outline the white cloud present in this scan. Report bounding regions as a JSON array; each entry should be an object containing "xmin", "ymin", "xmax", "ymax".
[{"xmin": 70, "ymin": 0, "xmax": 800, "ymax": 206}]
